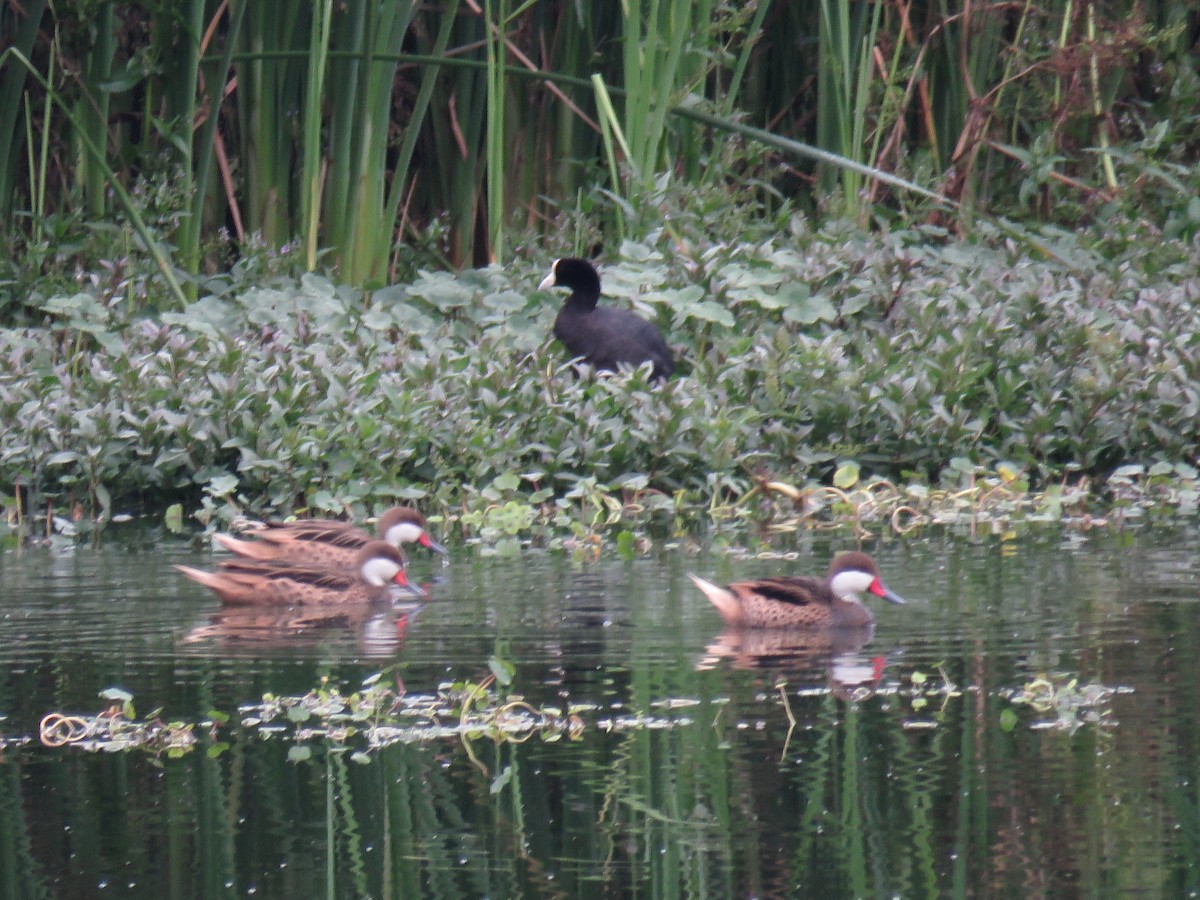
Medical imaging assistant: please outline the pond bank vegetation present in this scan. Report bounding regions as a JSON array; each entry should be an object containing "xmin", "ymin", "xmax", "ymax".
[
  {"xmin": 2, "ymin": 216, "xmax": 1199, "ymax": 547},
  {"xmin": 1, "ymin": 2, "xmax": 1198, "ymax": 545}
]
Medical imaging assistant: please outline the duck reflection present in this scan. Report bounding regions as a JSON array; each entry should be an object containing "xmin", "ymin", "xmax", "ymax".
[
  {"xmin": 699, "ymin": 625, "xmax": 889, "ymax": 699},
  {"xmin": 181, "ymin": 602, "xmax": 421, "ymax": 657}
]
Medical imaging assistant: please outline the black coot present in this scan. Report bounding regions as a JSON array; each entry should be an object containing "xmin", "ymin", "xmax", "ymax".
[{"xmin": 538, "ymin": 258, "xmax": 674, "ymax": 380}]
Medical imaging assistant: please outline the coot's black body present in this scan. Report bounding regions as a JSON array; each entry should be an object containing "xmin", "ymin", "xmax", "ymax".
[{"xmin": 539, "ymin": 258, "xmax": 674, "ymax": 380}]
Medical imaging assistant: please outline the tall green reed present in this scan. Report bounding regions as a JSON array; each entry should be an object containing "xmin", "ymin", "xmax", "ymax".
[
  {"xmin": 22, "ymin": 50, "xmax": 53, "ymax": 243},
  {"xmin": 484, "ymin": 0, "xmax": 508, "ymax": 263},
  {"xmin": 235, "ymin": 4, "xmax": 308, "ymax": 247},
  {"xmin": 301, "ymin": 0, "xmax": 334, "ymax": 270},
  {"xmin": 815, "ymin": 0, "xmax": 883, "ymax": 213},
  {"xmin": 1, "ymin": 0, "xmax": 1192, "ymax": 294},
  {"xmin": 327, "ymin": 2, "xmax": 417, "ymax": 286},
  {"xmin": 0, "ymin": 0, "xmax": 48, "ymax": 230},
  {"xmin": 76, "ymin": 2, "xmax": 115, "ymax": 219},
  {"xmin": 617, "ymin": 0, "xmax": 712, "ymax": 187}
]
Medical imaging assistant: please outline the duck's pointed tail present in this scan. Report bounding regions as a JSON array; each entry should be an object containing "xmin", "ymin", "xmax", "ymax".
[
  {"xmin": 173, "ymin": 564, "xmax": 246, "ymax": 604},
  {"xmin": 687, "ymin": 573, "xmax": 743, "ymax": 626},
  {"xmin": 212, "ymin": 533, "xmax": 280, "ymax": 560}
]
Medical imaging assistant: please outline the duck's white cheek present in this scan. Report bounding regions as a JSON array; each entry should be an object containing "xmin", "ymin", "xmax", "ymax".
[
  {"xmin": 829, "ymin": 570, "xmax": 873, "ymax": 597},
  {"xmin": 385, "ymin": 523, "xmax": 423, "ymax": 545},
  {"xmin": 361, "ymin": 559, "xmax": 400, "ymax": 586}
]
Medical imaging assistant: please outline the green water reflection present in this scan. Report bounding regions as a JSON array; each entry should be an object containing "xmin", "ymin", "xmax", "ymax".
[{"xmin": 1, "ymin": 528, "xmax": 1198, "ymax": 897}]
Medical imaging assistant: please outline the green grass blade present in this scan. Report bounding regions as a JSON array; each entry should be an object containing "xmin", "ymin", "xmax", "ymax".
[
  {"xmin": 592, "ymin": 73, "xmax": 628, "ymax": 243},
  {"xmin": 301, "ymin": 0, "xmax": 334, "ymax": 271},
  {"xmin": 0, "ymin": 0, "xmax": 49, "ymax": 228},
  {"xmin": 485, "ymin": 0, "xmax": 507, "ymax": 262}
]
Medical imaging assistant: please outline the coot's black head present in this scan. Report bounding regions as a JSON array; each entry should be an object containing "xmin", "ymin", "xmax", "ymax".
[{"xmin": 538, "ymin": 258, "xmax": 601, "ymax": 300}]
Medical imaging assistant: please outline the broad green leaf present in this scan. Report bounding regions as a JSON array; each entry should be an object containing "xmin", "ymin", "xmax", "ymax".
[
  {"xmin": 840, "ymin": 294, "xmax": 870, "ymax": 316},
  {"xmin": 833, "ymin": 461, "xmax": 860, "ymax": 489},
  {"xmin": 782, "ymin": 291, "xmax": 837, "ymax": 325},
  {"xmin": 493, "ymin": 473, "xmax": 521, "ymax": 492},
  {"xmin": 94, "ymin": 483, "xmax": 112, "ymax": 516},
  {"xmin": 618, "ymin": 241, "xmax": 655, "ymax": 262},
  {"xmin": 1112, "ymin": 464, "xmax": 1144, "ymax": 478},
  {"xmin": 409, "ymin": 272, "xmax": 474, "ymax": 309},
  {"xmin": 683, "ymin": 300, "xmax": 735, "ymax": 327},
  {"xmin": 205, "ymin": 474, "xmax": 239, "ymax": 497},
  {"xmin": 488, "ymin": 656, "xmax": 515, "ymax": 686},
  {"xmin": 483, "ymin": 291, "xmax": 526, "ymax": 312}
]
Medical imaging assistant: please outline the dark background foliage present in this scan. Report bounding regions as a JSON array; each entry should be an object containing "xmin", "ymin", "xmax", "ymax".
[{"xmin": 1, "ymin": 1, "xmax": 1198, "ymax": 313}]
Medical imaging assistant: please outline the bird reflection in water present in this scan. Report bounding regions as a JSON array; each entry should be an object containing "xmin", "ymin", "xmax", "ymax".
[
  {"xmin": 697, "ymin": 625, "xmax": 890, "ymax": 701},
  {"xmin": 181, "ymin": 602, "xmax": 422, "ymax": 658}
]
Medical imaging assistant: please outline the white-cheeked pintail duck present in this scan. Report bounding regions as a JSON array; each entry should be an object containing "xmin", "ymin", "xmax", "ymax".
[
  {"xmin": 688, "ymin": 551, "xmax": 906, "ymax": 628},
  {"xmin": 213, "ymin": 506, "xmax": 447, "ymax": 568},
  {"xmin": 174, "ymin": 540, "xmax": 424, "ymax": 606}
]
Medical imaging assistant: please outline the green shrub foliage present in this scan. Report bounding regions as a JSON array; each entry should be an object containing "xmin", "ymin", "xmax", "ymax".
[{"xmin": 3, "ymin": 218, "xmax": 1199, "ymax": 522}]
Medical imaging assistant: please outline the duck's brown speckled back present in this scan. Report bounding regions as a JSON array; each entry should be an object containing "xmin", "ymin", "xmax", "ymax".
[
  {"xmin": 688, "ymin": 551, "xmax": 904, "ymax": 629},
  {"xmin": 213, "ymin": 506, "xmax": 444, "ymax": 567},
  {"xmin": 175, "ymin": 540, "xmax": 418, "ymax": 605}
]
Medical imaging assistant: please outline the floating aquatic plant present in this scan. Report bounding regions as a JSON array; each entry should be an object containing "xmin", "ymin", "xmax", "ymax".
[
  {"xmin": 38, "ymin": 687, "xmax": 200, "ymax": 759},
  {"xmin": 239, "ymin": 671, "xmax": 694, "ymax": 761},
  {"xmin": 1002, "ymin": 673, "xmax": 1124, "ymax": 734},
  {"xmin": 28, "ymin": 669, "xmax": 699, "ymax": 761},
  {"xmin": 900, "ymin": 663, "xmax": 964, "ymax": 730}
]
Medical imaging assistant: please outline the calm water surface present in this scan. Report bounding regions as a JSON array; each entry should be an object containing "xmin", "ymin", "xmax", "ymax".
[{"xmin": 1, "ymin": 526, "xmax": 1199, "ymax": 898}]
